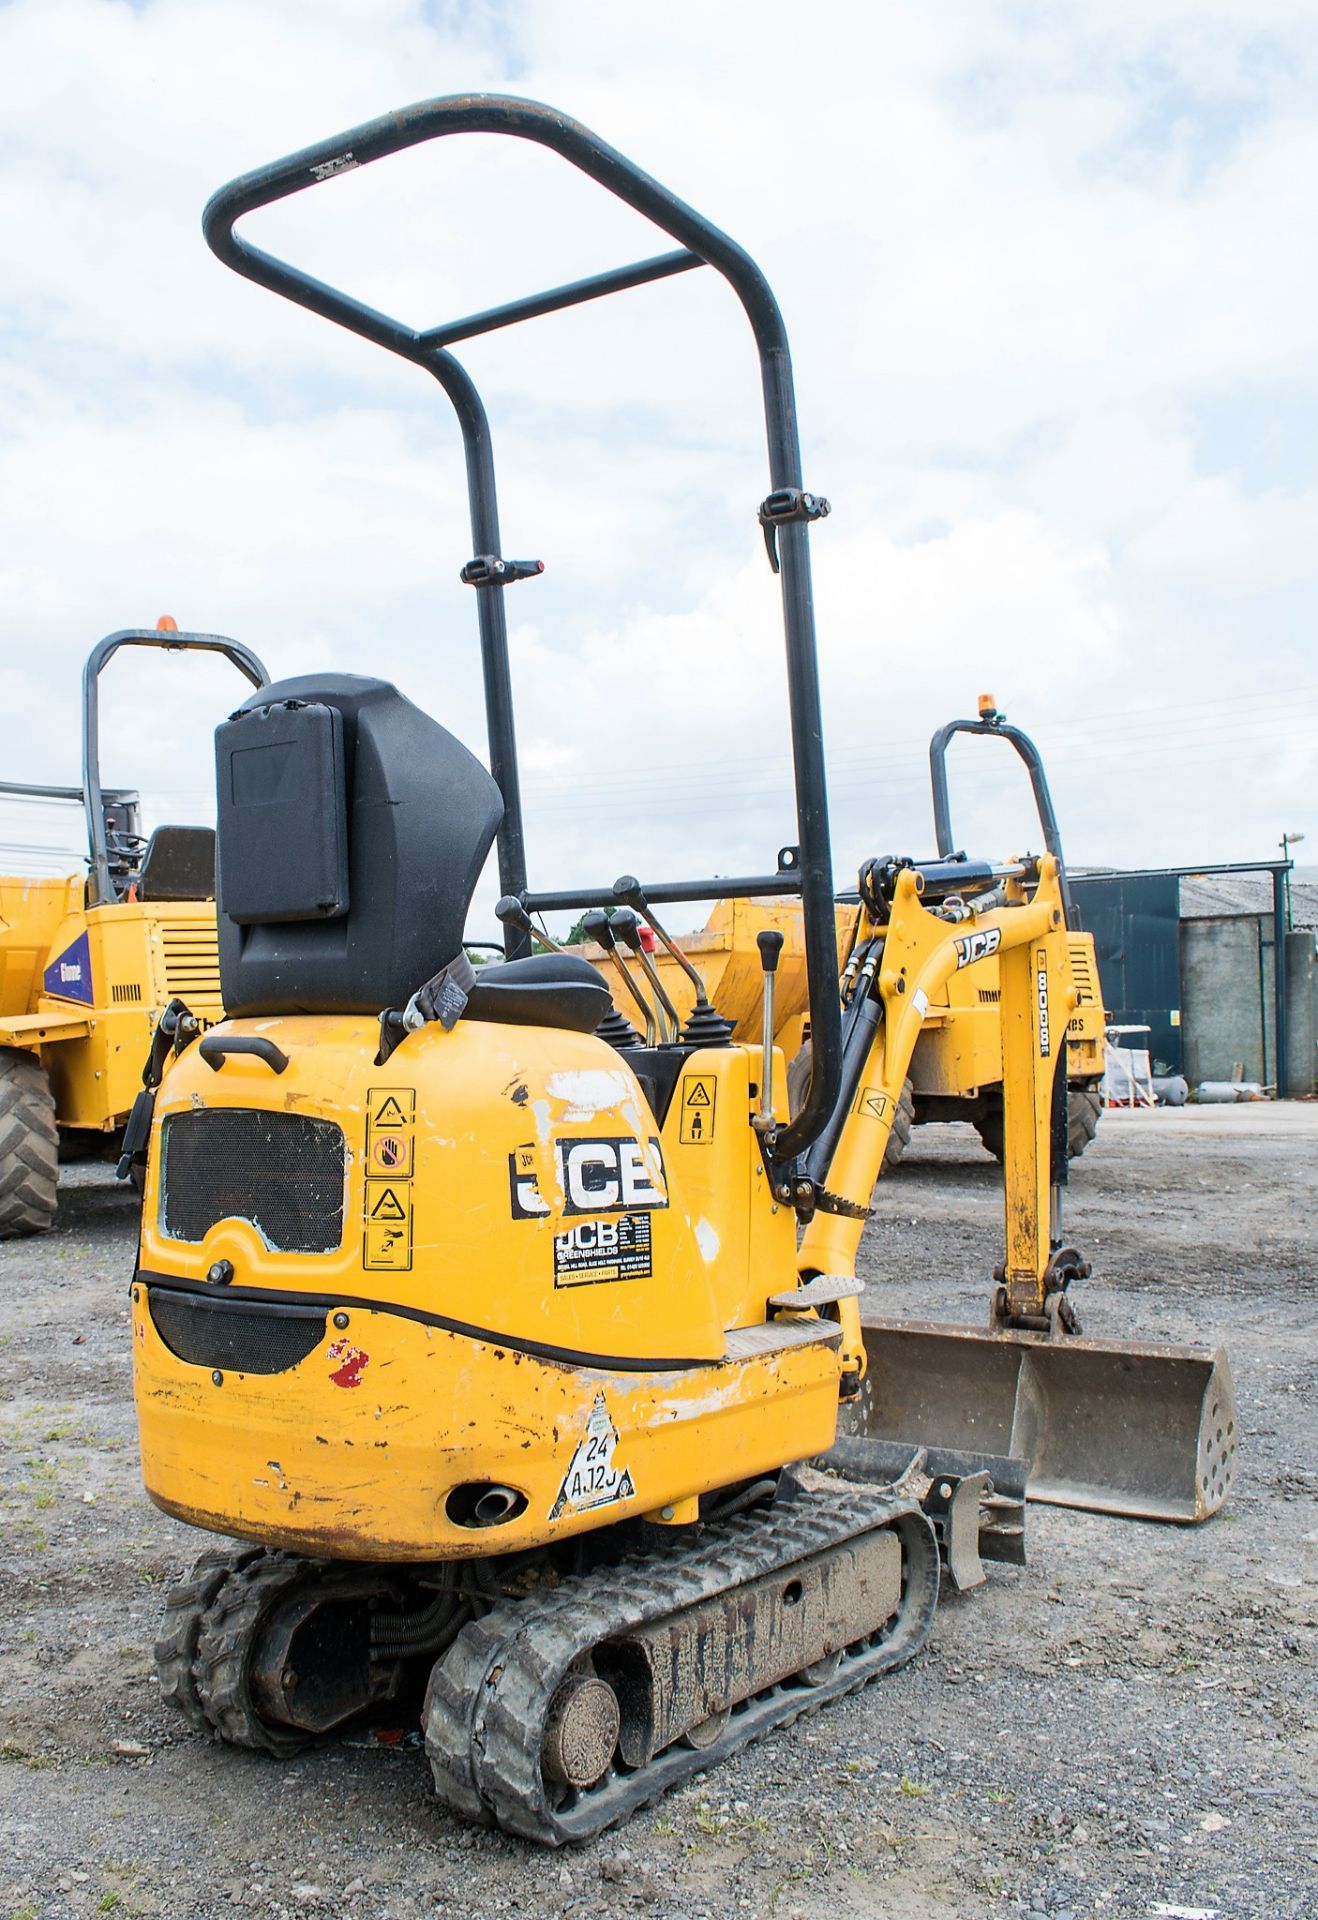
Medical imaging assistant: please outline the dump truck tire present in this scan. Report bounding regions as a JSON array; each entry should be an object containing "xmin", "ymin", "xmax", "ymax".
[
  {"xmin": 0, "ymin": 1049, "xmax": 59, "ymax": 1238},
  {"xmin": 884, "ymin": 1076, "xmax": 916, "ymax": 1168},
  {"xmin": 975, "ymin": 1087, "xmax": 1103, "ymax": 1165},
  {"xmin": 973, "ymin": 1106, "xmax": 1004, "ymax": 1162},
  {"xmin": 787, "ymin": 1043, "xmax": 913, "ymax": 1173},
  {"xmin": 1067, "ymin": 1086, "xmax": 1102, "ymax": 1159}
]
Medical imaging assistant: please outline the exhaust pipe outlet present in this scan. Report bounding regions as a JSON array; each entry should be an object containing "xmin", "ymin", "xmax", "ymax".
[
  {"xmin": 446, "ymin": 1481, "xmax": 529, "ymax": 1529},
  {"xmin": 474, "ymin": 1485, "xmax": 521, "ymax": 1525}
]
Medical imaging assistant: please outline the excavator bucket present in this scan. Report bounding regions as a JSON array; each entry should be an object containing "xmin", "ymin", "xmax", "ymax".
[{"xmin": 847, "ymin": 1318, "xmax": 1237, "ymax": 1524}]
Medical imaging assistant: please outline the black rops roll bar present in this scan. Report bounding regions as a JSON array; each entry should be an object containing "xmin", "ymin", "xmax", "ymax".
[
  {"xmin": 201, "ymin": 94, "xmax": 842, "ymax": 1169},
  {"xmin": 83, "ymin": 631, "xmax": 269, "ymax": 907},
  {"xmin": 928, "ymin": 715, "xmax": 1075, "ymax": 922}
]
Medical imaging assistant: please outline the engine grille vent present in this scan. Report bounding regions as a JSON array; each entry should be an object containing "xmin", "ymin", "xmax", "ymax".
[
  {"xmin": 977, "ymin": 988, "xmax": 1001, "ymax": 1004},
  {"xmin": 149, "ymin": 1289, "xmax": 326, "ymax": 1374},
  {"xmin": 1068, "ymin": 935, "xmax": 1097, "ymax": 1003},
  {"xmin": 111, "ymin": 982, "xmax": 143, "ymax": 1003},
  {"xmin": 157, "ymin": 918, "xmax": 223, "ymax": 1010},
  {"xmin": 160, "ymin": 1108, "xmax": 346, "ymax": 1253}
]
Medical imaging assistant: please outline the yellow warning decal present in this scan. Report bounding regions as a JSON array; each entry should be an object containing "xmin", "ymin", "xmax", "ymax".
[
  {"xmin": 363, "ymin": 1212, "xmax": 412, "ymax": 1270},
  {"xmin": 368, "ymin": 1184, "xmax": 408, "ymax": 1221},
  {"xmin": 364, "ymin": 1088, "xmax": 415, "ymax": 1270},
  {"xmin": 679, "ymin": 1073, "xmax": 717, "ymax": 1144},
  {"xmin": 853, "ymin": 1085, "xmax": 890, "ymax": 1122},
  {"xmin": 369, "ymin": 1089, "xmax": 414, "ymax": 1129}
]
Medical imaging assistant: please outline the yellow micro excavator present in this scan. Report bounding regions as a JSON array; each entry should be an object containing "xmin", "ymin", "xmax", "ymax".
[
  {"xmin": 129, "ymin": 96, "xmax": 1235, "ymax": 1846},
  {"xmin": 571, "ymin": 697, "xmax": 1109, "ymax": 1173}
]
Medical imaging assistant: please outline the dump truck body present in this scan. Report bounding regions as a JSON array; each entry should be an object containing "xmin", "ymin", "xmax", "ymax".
[{"xmin": 577, "ymin": 896, "xmax": 1106, "ymax": 1143}]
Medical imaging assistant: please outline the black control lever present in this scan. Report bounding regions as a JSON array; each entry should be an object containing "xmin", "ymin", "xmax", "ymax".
[
  {"xmin": 495, "ymin": 894, "xmax": 572, "ymax": 956},
  {"xmin": 580, "ymin": 908, "xmax": 657, "ymax": 1047},
  {"xmin": 614, "ymin": 875, "xmax": 713, "ymax": 1007},
  {"xmin": 614, "ymin": 876, "xmax": 737, "ymax": 1047},
  {"xmin": 610, "ymin": 908, "xmax": 681, "ymax": 1044}
]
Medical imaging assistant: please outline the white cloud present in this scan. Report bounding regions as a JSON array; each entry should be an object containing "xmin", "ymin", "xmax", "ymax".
[{"xmin": 0, "ymin": 0, "xmax": 1314, "ymax": 943}]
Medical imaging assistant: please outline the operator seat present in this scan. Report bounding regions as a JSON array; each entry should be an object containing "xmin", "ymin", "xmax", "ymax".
[
  {"xmin": 215, "ymin": 674, "xmax": 609, "ymax": 1031},
  {"xmin": 137, "ymin": 825, "xmax": 216, "ymax": 901}
]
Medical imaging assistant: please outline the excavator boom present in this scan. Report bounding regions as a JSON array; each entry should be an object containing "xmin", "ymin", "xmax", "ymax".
[{"xmin": 756, "ymin": 852, "xmax": 1234, "ymax": 1524}]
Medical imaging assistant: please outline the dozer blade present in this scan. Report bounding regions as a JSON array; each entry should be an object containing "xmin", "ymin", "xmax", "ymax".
[{"xmin": 847, "ymin": 1318, "xmax": 1237, "ymax": 1524}]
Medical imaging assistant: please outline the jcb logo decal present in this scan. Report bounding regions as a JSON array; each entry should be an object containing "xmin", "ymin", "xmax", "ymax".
[
  {"xmin": 509, "ymin": 1136, "xmax": 668, "ymax": 1220},
  {"xmin": 954, "ymin": 927, "xmax": 1001, "ymax": 969}
]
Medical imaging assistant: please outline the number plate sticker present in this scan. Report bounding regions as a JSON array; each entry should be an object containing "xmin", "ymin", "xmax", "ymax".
[{"xmin": 549, "ymin": 1393, "xmax": 636, "ymax": 1521}]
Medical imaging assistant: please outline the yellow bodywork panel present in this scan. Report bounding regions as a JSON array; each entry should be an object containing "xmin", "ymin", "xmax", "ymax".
[
  {"xmin": 0, "ymin": 874, "xmax": 83, "ymax": 1020},
  {"xmin": 0, "ymin": 881, "xmax": 225, "ymax": 1131},
  {"xmin": 133, "ymin": 1014, "xmax": 833, "ymax": 1561},
  {"xmin": 133, "ymin": 1297, "xmax": 841, "ymax": 1560}
]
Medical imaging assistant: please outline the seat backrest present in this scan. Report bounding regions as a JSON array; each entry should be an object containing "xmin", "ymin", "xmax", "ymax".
[
  {"xmin": 216, "ymin": 674, "xmax": 502, "ymax": 1015},
  {"xmin": 137, "ymin": 825, "xmax": 216, "ymax": 902}
]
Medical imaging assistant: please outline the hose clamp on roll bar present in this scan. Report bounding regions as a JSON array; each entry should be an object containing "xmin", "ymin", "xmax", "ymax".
[
  {"xmin": 757, "ymin": 487, "xmax": 831, "ymax": 573},
  {"xmin": 460, "ymin": 555, "xmax": 545, "ymax": 588}
]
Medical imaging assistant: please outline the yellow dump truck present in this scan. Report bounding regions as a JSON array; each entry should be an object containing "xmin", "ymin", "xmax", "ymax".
[{"xmin": 0, "ymin": 627, "xmax": 267, "ymax": 1234}]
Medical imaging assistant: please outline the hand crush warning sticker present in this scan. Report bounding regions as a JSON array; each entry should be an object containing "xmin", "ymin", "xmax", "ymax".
[{"xmin": 363, "ymin": 1088, "xmax": 415, "ymax": 1270}]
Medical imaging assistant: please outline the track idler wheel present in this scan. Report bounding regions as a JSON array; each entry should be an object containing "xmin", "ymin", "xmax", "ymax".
[{"xmin": 541, "ymin": 1671, "xmax": 621, "ymax": 1790}]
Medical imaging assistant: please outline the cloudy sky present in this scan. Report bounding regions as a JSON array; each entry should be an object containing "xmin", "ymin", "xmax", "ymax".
[{"xmin": 1, "ymin": 0, "xmax": 1314, "ymax": 935}]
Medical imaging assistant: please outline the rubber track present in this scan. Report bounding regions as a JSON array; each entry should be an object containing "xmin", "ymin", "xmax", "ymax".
[
  {"xmin": 191, "ymin": 1549, "xmax": 328, "ymax": 1756},
  {"xmin": 0, "ymin": 1049, "xmax": 58, "ymax": 1238},
  {"xmin": 424, "ymin": 1486, "xmax": 939, "ymax": 1845},
  {"xmin": 155, "ymin": 1543, "xmax": 262, "ymax": 1731}
]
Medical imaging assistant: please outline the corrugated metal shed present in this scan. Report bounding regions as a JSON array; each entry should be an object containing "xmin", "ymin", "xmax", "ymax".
[{"xmin": 1179, "ymin": 866, "xmax": 1318, "ymax": 927}]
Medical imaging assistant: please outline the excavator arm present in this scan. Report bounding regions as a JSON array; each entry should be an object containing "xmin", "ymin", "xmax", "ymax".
[
  {"xmin": 797, "ymin": 859, "xmax": 1078, "ymax": 1370},
  {"xmin": 794, "ymin": 856, "xmax": 1236, "ymax": 1525}
]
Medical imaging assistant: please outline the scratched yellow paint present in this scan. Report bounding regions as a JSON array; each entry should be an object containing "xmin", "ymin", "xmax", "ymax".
[{"xmin": 133, "ymin": 1016, "xmax": 827, "ymax": 1557}]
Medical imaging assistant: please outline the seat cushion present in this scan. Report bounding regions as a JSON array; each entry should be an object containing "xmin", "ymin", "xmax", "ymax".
[{"xmin": 465, "ymin": 953, "xmax": 613, "ymax": 1034}]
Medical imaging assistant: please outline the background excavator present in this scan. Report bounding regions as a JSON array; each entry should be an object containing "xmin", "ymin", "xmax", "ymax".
[
  {"xmin": 129, "ymin": 95, "xmax": 1234, "ymax": 1847},
  {"xmin": 569, "ymin": 695, "xmax": 1108, "ymax": 1174}
]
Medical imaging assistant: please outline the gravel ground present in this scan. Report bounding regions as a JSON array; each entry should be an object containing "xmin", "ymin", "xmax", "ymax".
[{"xmin": 0, "ymin": 1103, "xmax": 1314, "ymax": 1920}]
